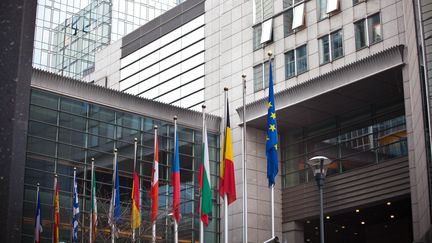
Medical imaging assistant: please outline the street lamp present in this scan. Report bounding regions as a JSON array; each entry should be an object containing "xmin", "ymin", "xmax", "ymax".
[{"xmin": 307, "ymin": 156, "xmax": 331, "ymax": 243}]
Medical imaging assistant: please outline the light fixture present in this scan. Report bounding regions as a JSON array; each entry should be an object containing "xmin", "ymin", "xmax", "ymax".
[
  {"xmin": 335, "ymin": 229, "xmax": 339, "ymax": 233},
  {"xmin": 390, "ymin": 215, "xmax": 395, "ymax": 219},
  {"xmin": 361, "ymin": 221, "xmax": 365, "ymax": 225},
  {"xmin": 341, "ymin": 225, "xmax": 346, "ymax": 229},
  {"xmin": 307, "ymin": 156, "xmax": 331, "ymax": 243},
  {"xmin": 387, "ymin": 202, "xmax": 391, "ymax": 206},
  {"xmin": 326, "ymin": 216, "xmax": 330, "ymax": 220},
  {"xmin": 306, "ymin": 220, "xmax": 310, "ymax": 224},
  {"xmin": 315, "ymin": 226, "xmax": 318, "ymax": 230},
  {"xmin": 355, "ymin": 209, "xmax": 360, "ymax": 213}
]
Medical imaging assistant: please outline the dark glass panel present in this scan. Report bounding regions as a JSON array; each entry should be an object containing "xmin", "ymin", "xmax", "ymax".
[
  {"xmin": 31, "ymin": 90, "xmax": 58, "ymax": 109},
  {"xmin": 59, "ymin": 112, "xmax": 87, "ymax": 131},
  {"xmin": 27, "ymin": 137, "xmax": 56, "ymax": 156},
  {"xmin": 29, "ymin": 105, "xmax": 58, "ymax": 125},
  {"xmin": 60, "ymin": 97, "xmax": 87, "ymax": 116}
]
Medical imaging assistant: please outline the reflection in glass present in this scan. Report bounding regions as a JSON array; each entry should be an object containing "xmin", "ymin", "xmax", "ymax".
[{"xmin": 23, "ymin": 89, "xmax": 220, "ymax": 242}]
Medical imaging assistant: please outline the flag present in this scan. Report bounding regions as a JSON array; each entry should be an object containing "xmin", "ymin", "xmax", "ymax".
[
  {"xmin": 172, "ymin": 121, "xmax": 181, "ymax": 223},
  {"xmin": 266, "ymin": 60, "xmax": 279, "ymax": 186},
  {"xmin": 131, "ymin": 166, "xmax": 141, "ymax": 229},
  {"xmin": 72, "ymin": 170, "xmax": 80, "ymax": 242},
  {"xmin": 90, "ymin": 164, "xmax": 98, "ymax": 242},
  {"xmin": 150, "ymin": 129, "xmax": 159, "ymax": 223},
  {"xmin": 53, "ymin": 176, "xmax": 60, "ymax": 243},
  {"xmin": 219, "ymin": 97, "xmax": 237, "ymax": 204},
  {"xmin": 199, "ymin": 115, "xmax": 212, "ymax": 226},
  {"xmin": 34, "ymin": 185, "xmax": 43, "ymax": 243},
  {"xmin": 108, "ymin": 156, "xmax": 121, "ymax": 238}
]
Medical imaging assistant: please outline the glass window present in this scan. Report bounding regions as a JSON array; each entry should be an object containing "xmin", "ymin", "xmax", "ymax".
[
  {"xmin": 285, "ymin": 50, "xmax": 295, "ymax": 78},
  {"xmin": 253, "ymin": 60, "xmax": 274, "ymax": 92},
  {"xmin": 254, "ymin": 0, "xmax": 263, "ymax": 23},
  {"xmin": 283, "ymin": 9, "xmax": 294, "ymax": 37},
  {"xmin": 353, "ymin": 0, "xmax": 366, "ymax": 5},
  {"xmin": 320, "ymin": 30, "xmax": 343, "ymax": 64},
  {"xmin": 326, "ymin": 0, "xmax": 339, "ymax": 14},
  {"xmin": 331, "ymin": 30, "xmax": 343, "ymax": 59},
  {"xmin": 368, "ymin": 13, "xmax": 382, "ymax": 44},
  {"xmin": 254, "ymin": 64, "xmax": 263, "ymax": 92},
  {"xmin": 296, "ymin": 45, "xmax": 308, "ymax": 74},
  {"xmin": 354, "ymin": 19, "xmax": 366, "ymax": 49},
  {"xmin": 319, "ymin": 35, "xmax": 330, "ymax": 64},
  {"xmin": 263, "ymin": 0, "xmax": 274, "ymax": 19},
  {"xmin": 253, "ymin": 25, "xmax": 262, "ymax": 50},
  {"xmin": 317, "ymin": 0, "xmax": 328, "ymax": 20},
  {"xmin": 355, "ymin": 13, "xmax": 381, "ymax": 49},
  {"xmin": 260, "ymin": 19, "xmax": 273, "ymax": 44},
  {"xmin": 292, "ymin": 3, "xmax": 305, "ymax": 29},
  {"xmin": 283, "ymin": 0, "xmax": 293, "ymax": 8}
]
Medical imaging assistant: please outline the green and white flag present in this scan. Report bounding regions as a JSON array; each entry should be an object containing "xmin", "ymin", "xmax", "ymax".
[{"xmin": 199, "ymin": 112, "xmax": 212, "ymax": 226}]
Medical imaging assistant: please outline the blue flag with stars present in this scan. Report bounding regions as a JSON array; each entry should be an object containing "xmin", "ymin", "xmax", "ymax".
[{"xmin": 266, "ymin": 60, "xmax": 278, "ymax": 187}]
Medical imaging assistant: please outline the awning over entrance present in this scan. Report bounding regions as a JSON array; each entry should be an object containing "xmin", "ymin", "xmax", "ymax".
[{"xmin": 237, "ymin": 45, "xmax": 405, "ymax": 132}]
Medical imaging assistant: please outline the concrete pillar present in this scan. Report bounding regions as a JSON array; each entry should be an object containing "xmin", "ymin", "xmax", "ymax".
[{"xmin": 282, "ymin": 221, "xmax": 304, "ymax": 243}]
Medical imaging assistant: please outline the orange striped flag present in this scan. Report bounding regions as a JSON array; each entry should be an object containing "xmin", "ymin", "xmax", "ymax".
[
  {"xmin": 131, "ymin": 170, "xmax": 141, "ymax": 230},
  {"xmin": 219, "ymin": 96, "xmax": 237, "ymax": 204}
]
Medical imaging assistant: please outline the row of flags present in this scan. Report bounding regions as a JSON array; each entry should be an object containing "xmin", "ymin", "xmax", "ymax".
[{"xmin": 34, "ymin": 58, "xmax": 279, "ymax": 242}]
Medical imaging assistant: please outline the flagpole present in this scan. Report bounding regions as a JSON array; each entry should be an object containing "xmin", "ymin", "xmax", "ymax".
[
  {"xmin": 35, "ymin": 182, "xmax": 40, "ymax": 243},
  {"xmin": 133, "ymin": 138, "xmax": 138, "ymax": 242},
  {"xmin": 241, "ymin": 74, "xmax": 248, "ymax": 243},
  {"xmin": 112, "ymin": 149, "xmax": 118, "ymax": 243},
  {"xmin": 89, "ymin": 160, "xmax": 94, "ymax": 243},
  {"xmin": 223, "ymin": 88, "xmax": 229, "ymax": 243},
  {"xmin": 152, "ymin": 125, "xmax": 158, "ymax": 243},
  {"xmin": 268, "ymin": 51, "xmax": 275, "ymax": 239},
  {"xmin": 173, "ymin": 116, "xmax": 179, "ymax": 243},
  {"xmin": 72, "ymin": 167, "xmax": 79, "ymax": 243},
  {"xmin": 200, "ymin": 105, "xmax": 206, "ymax": 243}
]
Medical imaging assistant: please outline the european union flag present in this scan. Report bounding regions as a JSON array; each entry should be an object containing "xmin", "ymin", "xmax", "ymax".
[{"xmin": 266, "ymin": 60, "xmax": 278, "ymax": 187}]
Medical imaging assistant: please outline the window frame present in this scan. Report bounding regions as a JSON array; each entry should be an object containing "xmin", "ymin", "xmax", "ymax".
[
  {"xmin": 284, "ymin": 44, "xmax": 308, "ymax": 79},
  {"xmin": 319, "ymin": 29, "xmax": 344, "ymax": 65},
  {"xmin": 253, "ymin": 59, "xmax": 275, "ymax": 92},
  {"xmin": 354, "ymin": 12, "xmax": 382, "ymax": 50}
]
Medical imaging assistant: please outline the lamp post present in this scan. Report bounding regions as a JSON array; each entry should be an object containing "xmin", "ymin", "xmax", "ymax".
[{"xmin": 307, "ymin": 156, "xmax": 331, "ymax": 243}]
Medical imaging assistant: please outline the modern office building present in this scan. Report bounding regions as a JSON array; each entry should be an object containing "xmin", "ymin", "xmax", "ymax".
[
  {"xmin": 21, "ymin": 68, "xmax": 220, "ymax": 242},
  {"xmin": 33, "ymin": 0, "xmax": 178, "ymax": 80},
  {"xmin": 4, "ymin": 0, "xmax": 432, "ymax": 242},
  {"xmin": 93, "ymin": 0, "xmax": 206, "ymax": 110}
]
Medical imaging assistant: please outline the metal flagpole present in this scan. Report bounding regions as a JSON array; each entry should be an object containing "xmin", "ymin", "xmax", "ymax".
[
  {"xmin": 89, "ymin": 161, "xmax": 94, "ymax": 243},
  {"xmin": 112, "ymin": 149, "xmax": 117, "ymax": 243},
  {"xmin": 152, "ymin": 125, "xmax": 157, "ymax": 243},
  {"xmin": 268, "ymin": 52, "xmax": 275, "ymax": 240},
  {"xmin": 223, "ymin": 88, "xmax": 229, "ymax": 243},
  {"xmin": 133, "ymin": 138, "xmax": 138, "ymax": 242},
  {"xmin": 271, "ymin": 186, "xmax": 275, "ymax": 238},
  {"xmin": 35, "ymin": 183, "xmax": 40, "ymax": 243},
  {"xmin": 173, "ymin": 117, "xmax": 178, "ymax": 243},
  {"xmin": 200, "ymin": 105, "xmax": 206, "ymax": 243},
  {"xmin": 242, "ymin": 74, "xmax": 248, "ymax": 243}
]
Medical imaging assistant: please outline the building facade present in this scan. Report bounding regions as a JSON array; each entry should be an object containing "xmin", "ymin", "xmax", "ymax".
[
  {"xmin": 33, "ymin": 0, "xmax": 178, "ymax": 80},
  {"xmin": 93, "ymin": 0, "xmax": 206, "ymax": 110},
  {"xmin": 89, "ymin": 0, "xmax": 432, "ymax": 241},
  {"xmin": 202, "ymin": 0, "xmax": 432, "ymax": 241},
  {"xmin": 21, "ymin": 69, "xmax": 221, "ymax": 242},
  {"xmin": 10, "ymin": 0, "xmax": 432, "ymax": 242}
]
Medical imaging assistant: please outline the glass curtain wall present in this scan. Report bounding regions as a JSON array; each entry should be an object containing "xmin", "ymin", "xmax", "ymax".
[
  {"xmin": 281, "ymin": 103, "xmax": 407, "ymax": 188},
  {"xmin": 22, "ymin": 89, "xmax": 220, "ymax": 242}
]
